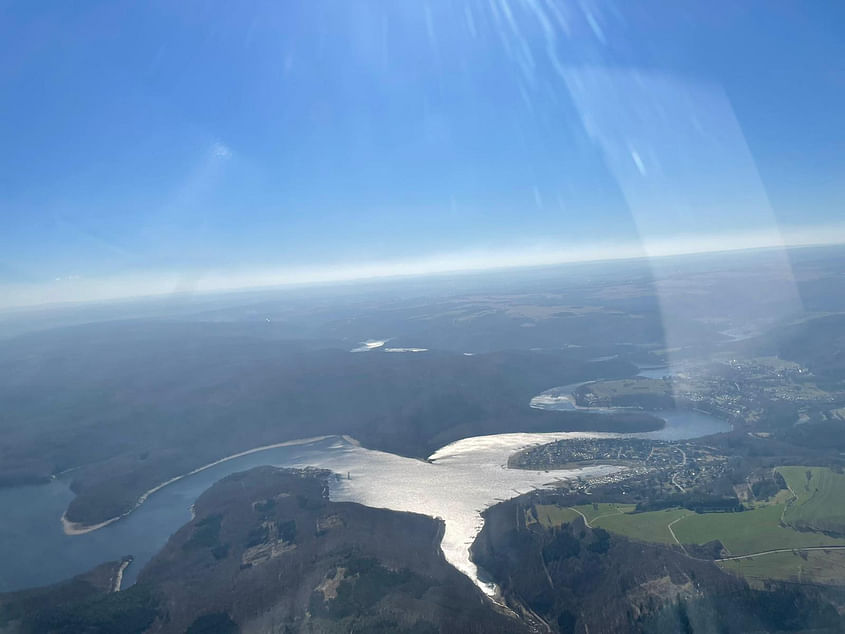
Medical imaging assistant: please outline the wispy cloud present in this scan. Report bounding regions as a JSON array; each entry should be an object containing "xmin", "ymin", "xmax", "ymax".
[{"xmin": 211, "ymin": 141, "xmax": 231, "ymax": 158}]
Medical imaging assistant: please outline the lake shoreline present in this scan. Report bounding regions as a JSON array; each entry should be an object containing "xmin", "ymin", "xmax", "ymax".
[
  {"xmin": 61, "ymin": 435, "xmax": 334, "ymax": 535},
  {"xmin": 0, "ymin": 398, "xmax": 730, "ymax": 596}
]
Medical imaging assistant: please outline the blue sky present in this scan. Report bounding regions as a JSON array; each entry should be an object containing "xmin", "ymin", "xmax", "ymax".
[{"xmin": 1, "ymin": 1, "xmax": 844, "ymax": 306}]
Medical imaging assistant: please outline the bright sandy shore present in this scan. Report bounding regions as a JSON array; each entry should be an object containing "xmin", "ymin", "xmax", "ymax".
[{"xmin": 112, "ymin": 558, "xmax": 132, "ymax": 592}]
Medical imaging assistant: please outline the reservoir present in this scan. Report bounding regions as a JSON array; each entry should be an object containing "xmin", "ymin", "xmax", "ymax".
[{"xmin": 0, "ymin": 389, "xmax": 730, "ymax": 596}]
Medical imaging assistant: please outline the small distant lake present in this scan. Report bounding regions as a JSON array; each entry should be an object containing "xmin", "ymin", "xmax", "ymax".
[
  {"xmin": 636, "ymin": 365, "xmax": 672, "ymax": 380},
  {"xmin": 0, "ymin": 386, "xmax": 731, "ymax": 596}
]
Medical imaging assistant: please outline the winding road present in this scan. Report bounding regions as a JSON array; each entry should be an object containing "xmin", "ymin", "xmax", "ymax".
[{"xmin": 716, "ymin": 545, "xmax": 845, "ymax": 563}]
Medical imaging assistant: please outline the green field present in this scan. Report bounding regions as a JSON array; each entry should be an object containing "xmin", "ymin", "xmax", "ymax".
[
  {"xmin": 531, "ymin": 499, "xmax": 845, "ymax": 557},
  {"xmin": 526, "ymin": 465, "xmax": 845, "ymax": 585},
  {"xmin": 528, "ymin": 502, "xmax": 635, "ymax": 528},
  {"xmin": 580, "ymin": 378, "xmax": 670, "ymax": 399},
  {"xmin": 592, "ymin": 507, "xmax": 690, "ymax": 544},
  {"xmin": 592, "ymin": 466, "xmax": 845, "ymax": 558},
  {"xmin": 778, "ymin": 466, "xmax": 845, "ymax": 535},
  {"xmin": 572, "ymin": 502, "xmax": 635, "ymax": 524},
  {"xmin": 719, "ymin": 549, "xmax": 845, "ymax": 586},
  {"xmin": 592, "ymin": 503, "xmax": 845, "ymax": 556},
  {"xmin": 529, "ymin": 504, "xmax": 580, "ymax": 528},
  {"xmin": 752, "ymin": 487, "xmax": 793, "ymax": 508},
  {"xmin": 672, "ymin": 504, "xmax": 845, "ymax": 555}
]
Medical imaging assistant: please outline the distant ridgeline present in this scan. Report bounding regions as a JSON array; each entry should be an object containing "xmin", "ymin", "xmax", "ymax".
[{"xmin": 0, "ymin": 320, "xmax": 665, "ymax": 528}]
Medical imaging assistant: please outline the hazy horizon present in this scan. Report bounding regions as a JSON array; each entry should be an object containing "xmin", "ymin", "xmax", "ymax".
[
  {"xmin": 2, "ymin": 231, "xmax": 843, "ymax": 311},
  {"xmin": 2, "ymin": 2, "xmax": 844, "ymax": 309}
]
